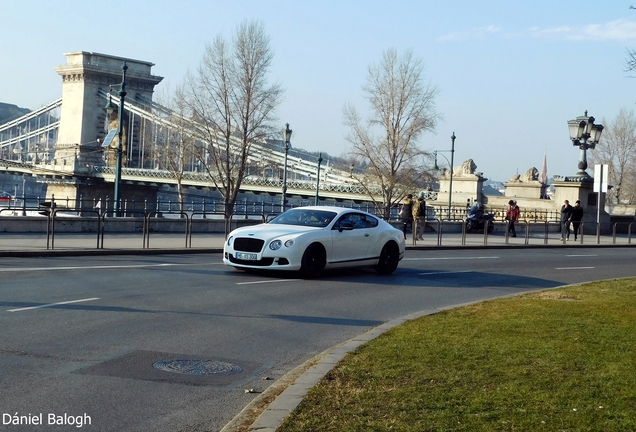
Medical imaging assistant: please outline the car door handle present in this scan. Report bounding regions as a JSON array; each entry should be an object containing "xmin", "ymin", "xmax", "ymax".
[{"xmin": 364, "ymin": 233, "xmax": 370, "ymax": 237}]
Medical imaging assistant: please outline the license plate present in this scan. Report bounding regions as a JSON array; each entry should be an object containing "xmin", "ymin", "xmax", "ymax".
[{"xmin": 236, "ymin": 252, "xmax": 258, "ymax": 261}]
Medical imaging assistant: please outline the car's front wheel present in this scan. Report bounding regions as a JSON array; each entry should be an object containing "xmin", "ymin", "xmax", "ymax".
[
  {"xmin": 375, "ymin": 241, "xmax": 400, "ymax": 275},
  {"xmin": 300, "ymin": 243, "xmax": 327, "ymax": 279}
]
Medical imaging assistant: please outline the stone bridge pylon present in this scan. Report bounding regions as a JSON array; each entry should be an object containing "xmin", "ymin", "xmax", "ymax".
[{"xmin": 47, "ymin": 51, "xmax": 163, "ymax": 205}]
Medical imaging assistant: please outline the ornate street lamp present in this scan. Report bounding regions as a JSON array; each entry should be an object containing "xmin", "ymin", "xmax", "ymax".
[
  {"xmin": 281, "ymin": 123, "xmax": 292, "ymax": 212},
  {"xmin": 433, "ymin": 132, "xmax": 456, "ymax": 220},
  {"xmin": 103, "ymin": 61, "xmax": 128, "ymax": 216},
  {"xmin": 315, "ymin": 152, "xmax": 323, "ymax": 205},
  {"xmin": 567, "ymin": 111, "xmax": 603, "ymax": 176}
]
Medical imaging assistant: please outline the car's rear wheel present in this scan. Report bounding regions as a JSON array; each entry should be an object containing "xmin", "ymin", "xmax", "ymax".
[
  {"xmin": 375, "ymin": 241, "xmax": 400, "ymax": 275},
  {"xmin": 300, "ymin": 243, "xmax": 326, "ymax": 279}
]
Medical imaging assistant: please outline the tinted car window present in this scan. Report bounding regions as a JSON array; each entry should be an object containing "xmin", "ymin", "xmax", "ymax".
[{"xmin": 334, "ymin": 213, "xmax": 378, "ymax": 229}]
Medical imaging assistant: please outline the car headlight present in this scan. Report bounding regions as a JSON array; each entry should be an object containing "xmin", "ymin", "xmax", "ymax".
[
  {"xmin": 269, "ymin": 240, "xmax": 282, "ymax": 250},
  {"xmin": 284, "ymin": 239, "xmax": 294, "ymax": 247},
  {"xmin": 226, "ymin": 235, "xmax": 233, "ymax": 247}
]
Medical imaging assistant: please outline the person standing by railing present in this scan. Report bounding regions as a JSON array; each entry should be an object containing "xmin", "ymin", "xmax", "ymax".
[
  {"xmin": 560, "ymin": 200, "xmax": 573, "ymax": 240},
  {"xmin": 505, "ymin": 200, "xmax": 520, "ymax": 238},
  {"xmin": 569, "ymin": 200, "xmax": 583, "ymax": 241},
  {"xmin": 412, "ymin": 192, "xmax": 426, "ymax": 241},
  {"xmin": 399, "ymin": 194, "xmax": 414, "ymax": 240}
]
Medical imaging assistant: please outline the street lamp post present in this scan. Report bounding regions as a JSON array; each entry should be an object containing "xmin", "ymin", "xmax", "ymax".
[
  {"xmin": 281, "ymin": 123, "xmax": 292, "ymax": 212},
  {"xmin": 103, "ymin": 62, "xmax": 129, "ymax": 216},
  {"xmin": 433, "ymin": 132, "xmax": 456, "ymax": 220},
  {"xmin": 315, "ymin": 152, "xmax": 323, "ymax": 205},
  {"xmin": 567, "ymin": 111, "xmax": 604, "ymax": 176}
]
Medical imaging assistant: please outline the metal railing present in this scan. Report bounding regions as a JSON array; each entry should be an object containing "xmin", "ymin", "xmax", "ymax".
[{"xmin": 1, "ymin": 200, "xmax": 634, "ymax": 251}]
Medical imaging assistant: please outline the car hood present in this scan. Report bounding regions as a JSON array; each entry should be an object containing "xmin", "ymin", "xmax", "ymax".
[{"xmin": 230, "ymin": 224, "xmax": 322, "ymax": 239}]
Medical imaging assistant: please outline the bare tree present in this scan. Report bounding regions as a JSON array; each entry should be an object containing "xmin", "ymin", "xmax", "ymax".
[
  {"xmin": 344, "ymin": 48, "xmax": 440, "ymax": 218},
  {"xmin": 183, "ymin": 20, "xmax": 283, "ymax": 226},
  {"xmin": 591, "ymin": 108, "xmax": 636, "ymax": 204},
  {"xmin": 625, "ymin": 48, "xmax": 636, "ymax": 75}
]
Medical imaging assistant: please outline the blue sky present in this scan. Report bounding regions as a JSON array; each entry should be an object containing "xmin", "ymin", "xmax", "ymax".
[{"xmin": 1, "ymin": 0, "xmax": 635, "ymax": 181}]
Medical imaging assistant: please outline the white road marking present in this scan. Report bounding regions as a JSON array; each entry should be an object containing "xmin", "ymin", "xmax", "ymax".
[
  {"xmin": 236, "ymin": 279, "xmax": 301, "ymax": 285},
  {"xmin": 404, "ymin": 256, "xmax": 499, "ymax": 261},
  {"xmin": 7, "ymin": 297, "xmax": 101, "ymax": 312},
  {"xmin": 0, "ymin": 263, "xmax": 195, "ymax": 273},
  {"xmin": 556, "ymin": 267, "xmax": 595, "ymax": 270},
  {"xmin": 566, "ymin": 254, "xmax": 598, "ymax": 257},
  {"xmin": 419, "ymin": 270, "xmax": 473, "ymax": 276}
]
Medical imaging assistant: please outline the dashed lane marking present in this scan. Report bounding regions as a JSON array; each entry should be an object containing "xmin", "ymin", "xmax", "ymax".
[
  {"xmin": 404, "ymin": 256, "xmax": 499, "ymax": 261},
  {"xmin": 236, "ymin": 279, "xmax": 301, "ymax": 285},
  {"xmin": 418, "ymin": 270, "xmax": 473, "ymax": 276},
  {"xmin": 556, "ymin": 267, "xmax": 595, "ymax": 270},
  {"xmin": 7, "ymin": 297, "xmax": 101, "ymax": 312}
]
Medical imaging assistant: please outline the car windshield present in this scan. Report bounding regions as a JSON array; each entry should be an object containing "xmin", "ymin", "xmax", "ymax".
[{"xmin": 269, "ymin": 209, "xmax": 337, "ymax": 228}]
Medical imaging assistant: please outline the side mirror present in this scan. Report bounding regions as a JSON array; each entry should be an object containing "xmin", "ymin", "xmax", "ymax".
[{"xmin": 338, "ymin": 221, "xmax": 355, "ymax": 232}]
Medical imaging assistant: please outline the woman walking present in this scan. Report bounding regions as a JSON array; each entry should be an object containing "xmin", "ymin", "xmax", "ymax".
[{"xmin": 506, "ymin": 200, "xmax": 520, "ymax": 238}]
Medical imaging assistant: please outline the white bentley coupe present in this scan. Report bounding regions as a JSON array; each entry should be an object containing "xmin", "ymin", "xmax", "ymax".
[{"xmin": 223, "ymin": 206, "xmax": 406, "ymax": 278}]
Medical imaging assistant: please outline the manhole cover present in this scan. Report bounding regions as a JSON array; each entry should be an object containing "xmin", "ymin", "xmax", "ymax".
[{"xmin": 153, "ymin": 359, "xmax": 243, "ymax": 376}]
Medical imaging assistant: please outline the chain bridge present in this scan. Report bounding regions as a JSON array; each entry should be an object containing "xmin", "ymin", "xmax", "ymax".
[{"xmin": 0, "ymin": 51, "xmax": 383, "ymax": 208}]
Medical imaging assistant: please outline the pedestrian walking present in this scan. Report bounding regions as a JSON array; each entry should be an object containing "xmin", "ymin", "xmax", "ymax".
[
  {"xmin": 569, "ymin": 200, "xmax": 584, "ymax": 241},
  {"xmin": 399, "ymin": 194, "xmax": 415, "ymax": 240},
  {"xmin": 505, "ymin": 200, "xmax": 520, "ymax": 238},
  {"xmin": 560, "ymin": 200, "xmax": 573, "ymax": 240},
  {"xmin": 412, "ymin": 192, "xmax": 427, "ymax": 242}
]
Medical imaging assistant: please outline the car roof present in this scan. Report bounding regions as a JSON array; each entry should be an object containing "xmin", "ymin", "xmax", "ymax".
[{"xmin": 287, "ymin": 206, "xmax": 364, "ymax": 215}]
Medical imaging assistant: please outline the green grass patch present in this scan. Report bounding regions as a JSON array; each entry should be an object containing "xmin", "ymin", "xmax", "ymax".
[{"xmin": 278, "ymin": 279, "xmax": 636, "ymax": 431}]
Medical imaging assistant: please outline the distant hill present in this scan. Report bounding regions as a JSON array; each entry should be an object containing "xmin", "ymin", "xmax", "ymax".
[{"xmin": 0, "ymin": 102, "xmax": 30, "ymax": 124}]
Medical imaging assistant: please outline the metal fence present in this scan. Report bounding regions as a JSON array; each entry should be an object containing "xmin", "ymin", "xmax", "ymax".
[
  {"xmin": 1, "ymin": 195, "xmax": 634, "ymax": 251},
  {"xmin": 412, "ymin": 219, "xmax": 635, "ymax": 248}
]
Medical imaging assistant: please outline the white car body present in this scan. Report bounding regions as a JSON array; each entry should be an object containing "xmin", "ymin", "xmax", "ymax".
[{"xmin": 223, "ymin": 206, "xmax": 406, "ymax": 278}]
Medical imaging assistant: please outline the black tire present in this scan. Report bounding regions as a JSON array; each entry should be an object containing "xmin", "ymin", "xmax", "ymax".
[
  {"xmin": 487, "ymin": 222, "xmax": 494, "ymax": 233},
  {"xmin": 375, "ymin": 241, "xmax": 400, "ymax": 275},
  {"xmin": 300, "ymin": 243, "xmax": 327, "ymax": 279},
  {"xmin": 466, "ymin": 221, "xmax": 475, "ymax": 232}
]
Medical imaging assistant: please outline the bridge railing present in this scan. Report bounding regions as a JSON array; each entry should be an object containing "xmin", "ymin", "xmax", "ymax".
[{"xmin": 2, "ymin": 194, "xmax": 566, "ymax": 224}]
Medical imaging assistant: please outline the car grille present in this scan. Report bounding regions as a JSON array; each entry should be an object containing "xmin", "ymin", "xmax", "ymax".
[{"xmin": 233, "ymin": 237, "xmax": 265, "ymax": 252}]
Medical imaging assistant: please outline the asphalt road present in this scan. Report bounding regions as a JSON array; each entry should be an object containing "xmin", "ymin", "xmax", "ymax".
[{"xmin": 1, "ymin": 247, "xmax": 635, "ymax": 431}]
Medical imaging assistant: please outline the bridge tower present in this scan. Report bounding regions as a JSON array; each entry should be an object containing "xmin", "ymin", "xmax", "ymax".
[{"xmin": 46, "ymin": 52, "xmax": 163, "ymax": 207}]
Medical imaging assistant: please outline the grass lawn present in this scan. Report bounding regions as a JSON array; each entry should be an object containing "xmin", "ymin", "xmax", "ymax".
[{"xmin": 277, "ymin": 279, "xmax": 636, "ymax": 431}]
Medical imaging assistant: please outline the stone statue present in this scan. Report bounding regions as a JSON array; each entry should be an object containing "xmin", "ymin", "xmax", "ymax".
[
  {"xmin": 508, "ymin": 167, "xmax": 539, "ymax": 183},
  {"xmin": 521, "ymin": 167, "xmax": 540, "ymax": 182},
  {"xmin": 452, "ymin": 159, "xmax": 477, "ymax": 177}
]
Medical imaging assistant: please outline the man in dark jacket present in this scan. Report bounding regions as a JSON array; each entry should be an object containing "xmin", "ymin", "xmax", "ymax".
[
  {"xmin": 560, "ymin": 200, "xmax": 573, "ymax": 240},
  {"xmin": 569, "ymin": 200, "xmax": 584, "ymax": 241},
  {"xmin": 400, "ymin": 194, "xmax": 414, "ymax": 240}
]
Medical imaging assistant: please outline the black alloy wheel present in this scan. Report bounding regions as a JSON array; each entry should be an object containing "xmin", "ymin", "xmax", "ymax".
[
  {"xmin": 375, "ymin": 241, "xmax": 400, "ymax": 275},
  {"xmin": 300, "ymin": 243, "xmax": 327, "ymax": 279}
]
